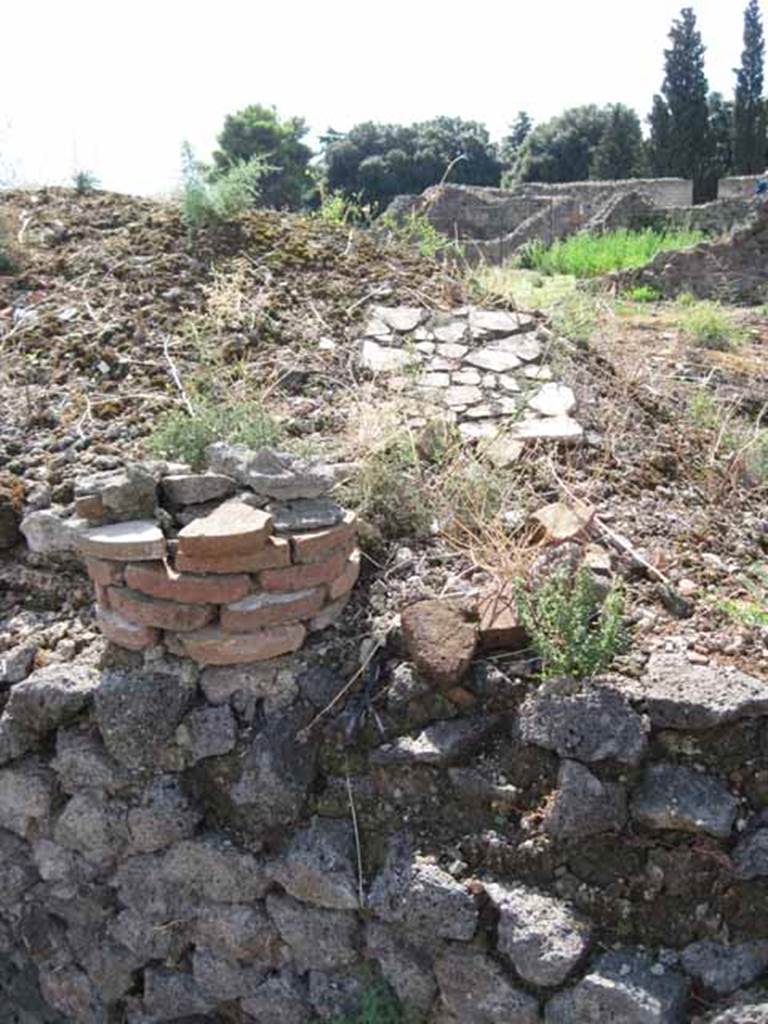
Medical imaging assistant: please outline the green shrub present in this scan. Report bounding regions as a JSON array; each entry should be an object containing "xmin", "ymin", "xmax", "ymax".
[
  {"xmin": 315, "ymin": 188, "xmax": 372, "ymax": 226},
  {"xmin": 516, "ymin": 566, "xmax": 625, "ymax": 680},
  {"xmin": 517, "ymin": 227, "xmax": 705, "ymax": 278},
  {"xmin": 180, "ymin": 142, "xmax": 269, "ymax": 233},
  {"xmin": 716, "ymin": 563, "xmax": 768, "ymax": 628},
  {"xmin": 380, "ymin": 209, "xmax": 457, "ymax": 260},
  {"xmin": 626, "ymin": 284, "xmax": 662, "ymax": 302},
  {"xmin": 147, "ymin": 396, "xmax": 281, "ymax": 468},
  {"xmin": 678, "ymin": 299, "xmax": 743, "ymax": 350},
  {"xmin": 329, "ymin": 985, "xmax": 410, "ymax": 1024},
  {"xmin": 548, "ymin": 289, "xmax": 601, "ymax": 345},
  {"xmin": 73, "ymin": 170, "xmax": 99, "ymax": 194}
]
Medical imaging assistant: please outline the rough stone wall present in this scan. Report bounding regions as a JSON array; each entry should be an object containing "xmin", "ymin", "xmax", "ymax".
[{"xmin": 719, "ymin": 174, "xmax": 768, "ymax": 201}]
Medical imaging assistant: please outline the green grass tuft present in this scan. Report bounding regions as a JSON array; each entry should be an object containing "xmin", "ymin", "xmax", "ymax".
[
  {"xmin": 677, "ymin": 298, "xmax": 744, "ymax": 350},
  {"xmin": 517, "ymin": 227, "xmax": 705, "ymax": 278},
  {"xmin": 328, "ymin": 985, "xmax": 414, "ymax": 1024}
]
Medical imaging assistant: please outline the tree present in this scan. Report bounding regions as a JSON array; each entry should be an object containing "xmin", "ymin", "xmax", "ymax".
[
  {"xmin": 500, "ymin": 111, "xmax": 533, "ymax": 171},
  {"xmin": 733, "ymin": 0, "xmax": 766, "ymax": 173},
  {"xmin": 652, "ymin": 7, "xmax": 713, "ymax": 200},
  {"xmin": 648, "ymin": 94, "xmax": 674, "ymax": 176},
  {"xmin": 322, "ymin": 117, "xmax": 501, "ymax": 210},
  {"xmin": 590, "ymin": 105, "xmax": 649, "ymax": 179},
  {"xmin": 708, "ymin": 92, "xmax": 735, "ymax": 181},
  {"xmin": 513, "ymin": 106, "xmax": 616, "ymax": 183},
  {"xmin": 212, "ymin": 105, "xmax": 313, "ymax": 210}
]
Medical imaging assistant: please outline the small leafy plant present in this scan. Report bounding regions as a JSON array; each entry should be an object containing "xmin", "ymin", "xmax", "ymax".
[
  {"xmin": 516, "ymin": 227, "xmax": 704, "ymax": 278},
  {"xmin": 329, "ymin": 984, "xmax": 411, "ymax": 1024},
  {"xmin": 516, "ymin": 565, "xmax": 625, "ymax": 680},
  {"xmin": 716, "ymin": 563, "xmax": 768, "ymax": 628},
  {"xmin": 626, "ymin": 284, "xmax": 662, "ymax": 302},
  {"xmin": 0, "ymin": 219, "xmax": 15, "ymax": 274},
  {"xmin": 73, "ymin": 170, "xmax": 99, "ymax": 194},
  {"xmin": 678, "ymin": 298, "xmax": 743, "ymax": 350},
  {"xmin": 180, "ymin": 142, "xmax": 269, "ymax": 234}
]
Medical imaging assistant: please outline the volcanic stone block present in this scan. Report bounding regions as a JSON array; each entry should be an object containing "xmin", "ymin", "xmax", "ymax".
[
  {"xmin": 125, "ymin": 560, "xmax": 250, "ymax": 604},
  {"xmin": 108, "ymin": 587, "xmax": 214, "ymax": 633},
  {"xmin": 160, "ymin": 473, "xmax": 236, "ymax": 507},
  {"xmin": 630, "ymin": 763, "xmax": 738, "ymax": 839},
  {"xmin": 544, "ymin": 760, "xmax": 628, "ymax": 840},
  {"xmin": 173, "ymin": 623, "xmax": 306, "ymax": 665},
  {"xmin": 78, "ymin": 520, "xmax": 166, "ymax": 561},
  {"xmin": 435, "ymin": 947, "xmax": 540, "ymax": 1024},
  {"xmin": 400, "ymin": 599, "xmax": 478, "ymax": 690},
  {"xmin": 221, "ymin": 587, "xmax": 326, "ymax": 632},
  {"xmin": 177, "ymin": 500, "xmax": 272, "ymax": 558}
]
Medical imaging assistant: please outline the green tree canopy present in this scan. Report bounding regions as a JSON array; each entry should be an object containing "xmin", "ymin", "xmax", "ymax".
[
  {"xmin": 733, "ymin": 0, "xmax": 767, "ymax": 174},
  {"xmin": 590, "ymin": 104, "xmax": 649, "ymax": 179},
  {"xmin": 500, "ymin": 111, "xmax": 533, "ymax": 170},
  {"xmin": 321, "ymin": 117, "xmax": 501, "ymax": 210},
  {"xmin": 212, "ymin": 104, "xmax": 313, "ymax": 210}
]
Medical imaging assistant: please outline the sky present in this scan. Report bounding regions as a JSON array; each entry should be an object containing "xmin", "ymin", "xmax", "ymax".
[{"xmin": 0, "ymin": 0, "xmax": 753, "ymax": 195}]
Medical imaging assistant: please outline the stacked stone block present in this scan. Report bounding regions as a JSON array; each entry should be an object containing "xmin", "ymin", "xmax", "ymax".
[{"xmin": 74, "ymin": 451, "xmax": 360, "ymax": 664}]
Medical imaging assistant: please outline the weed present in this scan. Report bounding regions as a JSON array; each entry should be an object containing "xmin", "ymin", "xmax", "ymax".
[
  {"xmin": 180, "ymin": 142, "xmax": 269, "ymax": 234},
  {"xmin": 316, "ymin": 187, "xmax": 372, "ymax": 226},
  {"xmin": 687, "ymin": 389, "xmax": 722, "ymax": 430},
  {"xmin": 471, "ymin": 266, "xmax": 577, "ymax": 310},
  {"xmin": 516, "ymin": 566, "xmax": 625, "ymax": 680},
  {"xmin": 329, "ymin": 985, "xmax": 412, "ymax": 1024},
  {"xmin": 380, "ymin": 209, "xmax": 458, "ymax": 260},
  {"xmin": 626, "ymin": 285, "xmax": 662, "ymax": 302},
  {"xmin": 147, "ymin": 395, "xmax": 281, "ymax": 468},
  {"xmin": 716, "ymin": 563, "xmax": 768, "ymax": 628},
  {"xmin": 516, "ymin": 228, "xmax": 704, "ymax": 278},
  {"xmin": 548, "ymin": 289, "xmax": 601, "ymax": 345},
  {"xmin": 678, "ymin": 299, "xmax": 743, "ymax": 350},
  {"xmin": 73, "ymin": 170, "xmax": 99, "ymax": 194},
  {"xmin": 0, "ymin": 217, "xmax": 15, "ymax": 274}
]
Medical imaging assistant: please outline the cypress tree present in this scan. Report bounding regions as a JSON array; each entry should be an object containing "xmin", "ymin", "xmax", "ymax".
[
  {"xmin": 648, "ymin": 94, "xmax": 673, "ymax": 176},
  {"xmin": 733, "ymin": 0, "xmax": 766, "ymax": 174}
]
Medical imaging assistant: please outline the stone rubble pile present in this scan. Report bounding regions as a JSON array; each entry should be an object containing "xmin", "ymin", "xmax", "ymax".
[
  {"xmin": 359, "ymin": 305, "xmax": 581, "ymax": 456},
  {"xmin": 70, "ymin": 447, "xmax": 360, "ymax": 664}
]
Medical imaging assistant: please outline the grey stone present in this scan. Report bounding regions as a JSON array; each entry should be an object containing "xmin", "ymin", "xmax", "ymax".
[
  {"xmin": 0, "ymin": 763, "xmax": 54, "ymax": 838},
  {"xmin": 192, "ymin": 948, "xmax": 266, "ymax": 1001},
  {"xmin": 434, "ymin": 322, "xmax": 467, "ymax": 344},
  {"xmin": 240, "ymin": 969, "xmax": 310, "ymax": 1024},
  {"xmin": 200, "ymin": 657, "xmax": 298, "ymax": 713},
  {"xmin": 445, "ymin": 384, "xmax": 484, "ymax": 406},
  {"xmin": 371, "ymin": 716, "xmax": 504, "ymax": 767},
  {"xmin": 545, "ymin": 949, "xmax": 689, "ymax": 1024},
  {"xmin": 458, "ymin": 420, "xmax": 501, "ymax": 441},
  {"xmin": 51, "ymin": 729, "xmax": 130, "ymax": 795},
  {"xmin": 0, "ymin": 643, "xmax": 37, "ymax": 686},
  {"xmin": 31, "ymin": 838, "xmax": 93, "ymax": 886},
  {"xmin": 109, "ymin": 908, "xmax": 187, "ymax": 962},
  {"xmin": 365, "ymin": 920, "xmax": 437, "ymax": 1016},
  {"xmin": 160, "ymin": 473, "xmax": 235, "ymax": 507},
  {"xmin": 38, "ymin": 964, "xmax": 103, "ymax": 1024},
  {"xmin": 53, "ymin": 790, "xmax": 129, "ymax": 866},
  {"xmin": 4, "ymin": 662, "xmax": 99, "ymax": 736},
  {"xmin": 296, "ymin": 664, "xmax": 342, "ymax": 708},
  {"xmin": 94, "ymin": 668, "xmax": 195, "ymax": 771},
  {"xmin": 160, "ymin": 836, "xmax": 272, "ymax": 903},
  {"xmin": 142, "ymin": 969, "xmax": 215, "ymax": 1020},
  {"xmin": 273, "ymin": 817, "xmax": 358, "ymax": 910},
  {"xmin": 0, "ymin": 829, "xmax": 39, "ymax": 907},
  {"xmin": 267, "ymin": 891, "xmax": 358, "ymax": 971},
  {"xmin": 373, "ymin": 305, "xmax": 425, "ymax": 332},
  {"xmin": 631, "ymin": 763, "xmax": 738, "ymax": 839},
  {"xmin": 175, "ymin": 705, "xmax": 236, "ymax": 762},
  {"xmin": 452, "ymin": 368, "xmax": 482, "ymax": 385},
  {"xmin": 421, "ymin": 371, "xmax": 451, "ymax": 388},
  {"xmin": 80, "ymin": 941, "xmax": 140, "ymax": 1002},
  {"xmin": 127, "ymin": 776, "xmax": 202, "ymax": 853},
  {"xmin": 681, "ymin": 940, "xmax": 768, "ymax": 996},
  {"xmin": 208, "ymin": 443, "xmax": 336, "ymax": 500},
  {"xmin": 495, "ymin": 332, "xmax": 544, "ymax": 361},
  {"xmin": 511, "ymin": 416, "xmax": 583, "ymax": 441},
  {"xmin": 368, "ymin": 832, "xmax": 478, "ymax": 941},
  {"xmin": 191, "ymin": 902, "xmax": 283, "ymax": 963},
  {"xmin": 518, "ymin": 679, "xmax": 647, "ymax": 766},
  {"xmin": 435, "ymin": 947, "xmax": 540, "ymax": 1023},
  {"xmin": 308, "ymin": 969, "xmax": 368, "ymax": 1020},
  {"xmin": 703, "ymin": 998, "xmax": 768, "ymax": 1023},
  {"xmin": 19, "ymin": 510, "xmax": 87, "ymax": 555},
  {"xmin": 528, "ymin": 382, "xmax": 576, "ymax": 417},
  {"xmin": 268, "ymin": 497, "xmax": 345, "ymax": 532},
  {"xmin": 732, "ymin": 828, "xmax": 768, "ymax": 880},
  {"xmin": 469, "ymin": 309, "xmax": 535, "ymax": 336},
  {"xmin": 75, "ymin": 465, "xmax": 157, "ymax": 521},
  {"xmin": 485, "ymin": 881, "xmax": 591, "ymax": 987},
  {"xmin": 607, "ymin": 652, "xmax": 768, "ymax": 730},
  {"xmin": 0, "ymin": 718, "xmax": 36, "ymax": 766},
  {"xmin": 464, "ymin": 348, "xmax": 522, "ymax": 373},
  {"xmin": 448, "ymin": 767, "xmax": 521, "ymax": 808},
  {"xmin": 360, "ymin": 339, "xmax": 418, "ymax": 373},
  {"xmin": 544, "ymin": 760, "xmax": 627, "ymax": 840}
]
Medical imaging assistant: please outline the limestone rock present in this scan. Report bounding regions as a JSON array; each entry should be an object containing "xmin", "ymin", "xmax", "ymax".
[
  {"xmin": 681, "ymin": 940, "xmax": 768, "ymax": 996},
  {"xmin": 544, "ymin": 760, "xmax": 627, "ymax": 840},
  {"xmin": 464, "ymin": 347, "xmax": 522, "ymax": 373},
  {"xmin": 511, "ymin": 416, "xmax": 584, "ymax": 442},
  {"xmin": 360, "ymin": 339, "xmax": 418, "ymax": 373},
  {"xmin": 528, "ymin": 382, "xmax": 576, "ymax": 417},
  {"xmin": 20, "ymin": 510, "xmax": 88, "ymax": 555},
  {"xmin": 0, "ymin": 643, "xmax": 37, "ymax": 686},
  {"xmin": 485, "ymin": 880, "xmax": 592, "ymax": 987},
  {"xmin": 273, "ymin": 817, "xmax": 358, "ymax": 910},
  {"xmin": 400, "ymin": 599, "xmax": 477, "ymax": 690},
  {"xmin": 529, "ymin": 501, "xmax": 593, "ymax": 543},
  {"xmin": 518, "ymin": 679, "xmax": 647, "ymax": 766},
  {"xmin": 435, "ymin": 947, "xmax": 540, "ymax": 1023},
  {"xmin": 630, "ymin": 763, "xmax": 738, "ymax": 839},
  {"xmin": 372, "ymin": 305, "xmax": 425, "ymax": 332},
  {"xmin": 469, "ymin": 308, "xmax": 535, "ymax": 336}
]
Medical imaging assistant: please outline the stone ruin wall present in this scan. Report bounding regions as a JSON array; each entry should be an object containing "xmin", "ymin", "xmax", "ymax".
[
  {"xmin": 0, "ymin": 442, "xmax": 768, "ymax": 1021},
  {"xmin": 718, "ymin": 174, "xmax": 768, "ymax": 201}
]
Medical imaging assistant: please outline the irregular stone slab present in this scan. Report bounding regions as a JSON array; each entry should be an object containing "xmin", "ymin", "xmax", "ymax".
[
  {"xmin": 193, "ymin": 948, "xmax": 266, "ymax": 1002},
  {"xmin": 97, "ymin": 608, "xmax": 159, "ymax": 650},
  {"xmin": 260, "ymin": 545, "xmax": 351, "ymax": 593},
  {"xmin": 480, "ymin": 434, "xmax": 525, "ymax": 469},
  {"xmin": 458, "ymin": 419, "xmax": 501, "ymax": 441},
  {"xmin": 511, "ymin": 415, "xmax": 584, "ymax": 441},
  {"xmin": 519, "ymin": 679, "xmax": 647, "ymax": 766},
  {"xmin": 161, "ymin": 836, "xmax": 272, "ymax": 903},
  {"xmin": 0, "ymin": 763, "xmax": 54, "ymax": 837},
  {"xmin": 177, "ymin": 499, "xmax": 272, "ymax": 558},
  {"xmin": 78, "ymin": 519, "xmax": 166, "ymax": 561},
  {"xmin": 498, "ymin": 373, "xmax": 521, "ymax": 392},
  {"xmin": 368, "ymin": 832, "xmax": 478, "ymax": 941},
  {"xmin": 631, "ymin": 763, "xmax": 738, "ymax": 838},
  {"xmin": 175, "ymin": 535, "xmax": 289, "ymax": 574},
  {"xmin": 373, "ymin": 305, "xmax": 424, "ymax": 332},
  {"xmin": 608, "ymin": 651, "xmax": 768, "ymax": 730},
  {"xmin": 143, "ymin": 968, "xmax": 215, "ymax": 1020},
  {"xmin": 444, "ymin": 384, "xmax": 484, "ymax": 407},
  {"xmin": 273, "ymin": 817, "xmax": 359, "ymax": 910},
  {"xmin": 289, "ymin": 511, "xmax": 356, "ymax": 564},
  {"xmin": 525, "ymin": 363, "xmax": 553, "ymax": 380},
  {"xmin": 52, "ymin": 729, "xmax": 129, "ymax": 795},
  {"xmin": 469, "ymin": 308, "xmax": 535, "ymax": 336},
  {"xmin": 127, "ymin": 776, "xmax": 202, "ymax": 853},
  {"xmin": 3, "ymin": 662, "xmax": 100, "ymax": 736},
  {"xmin": 452, "ymin": 368, "xmax": 482, "ymax": 385},
  {"xmin": 21, "ymin": 509, "xmax": 88, "ymax": 555},
  {"xmin": 485, "ymin": 881, "xmax": 591, "ymax": 987},
  {"xmin": 464, "ymin": 347, "xmax": 522, "ymax": 373},
  {"xmin": 221, "ymin": 587, "xmax": 325, "ymax": 631},
  {"xmin": 53, "ymin": 789, "xmax": 129, "ymax": 865},
  {"xmin": 362, "ymin": 314, "xmax": 392, "ymax": 338},
  {"xmin": 495, "ymin": 332, "xmax": 543, "ymax": 362},
  {"xmin": 108, "ymin": 586, "xmax": 214, "ymax": 633},
  {"xmin": 545, "ymin": 949, "xmax": 689, "ymax": 1024},
  {"xmin": 160, "ymin": 473, "xmax": 235, "ymax": 507},
  {"xmin": 0, "ymin": 642, "xmax": 37, "ymax": 685},
  {"xmin": 360, "ymin": 339, "xmax": 417, "ymax": 372},
  {"xmin": 175, "ymin": 623, "xmax": 306, "ymax": 665},
  {"xmin": 681, "ymin": 940, "xmax": 768, "ymax": 996},
  {"xmin": 529, "ymin": 501, "xmax": 594, "ymax": 543},
  {"xmin": 435, "ymin": 947, "xmax": 540, "ymax": 1023},
  {"xmin": 192, "ymin": 902, "xmax": 282, "ymax": 963},
  {"xmin": 240, "ymin": 969, "xmax": 310, "ymax": 1023},
  {"xmin": 429, "ymin": 356, "xmax": 454, "ymax": 370},
  {"xmin": 702, "ymin": 998, "xmax": 768, "ymax": 1023},
  {"xmin": 269, "ymin": 498, "xmax": 346, "ymax": 533},
  {"xmin": 544, "ymin": 760, "xmax": 627, "ymax": 840},
  {"xmin": 434, "ymin": 322, "xmax": 467, "ymax": 344},
  {"xmin": 176, "ymin": 705, "xmax": 237, "ymax": 762},
  {"xmin": 528, "ymin": 382, "xmax": 576, "ymax": 417},
  {"xmin": 125, "ymin": 561, "xmax": 249, "ymax": 604},
  {"xmin": 267, "ymin": 891, "xmax": 358, "ymax": 972},
  {"xmin": 200, "ymin": 657, "xmax": 298, "ymax": 713},
  {"xmin": 371, "ymin": 716, "xmax": 503, "ymax": 767},
  {"xmin": 437, "ymin": 342, "xmax": 469, "ymax": 359},
  {"xmin": 421, "ymin": 371, "xmax": 451, "ymax": 388},
  {"xmin": 308, "ymin": 969, "xmax": 368, "ymax": 1020},
  {"xmin": 400, "ymin": 599, "xmax": 477, "ymax": 690},
  {"xmin": 732, "ymin": 828, "xmax": 768, "ymax": 879},
  {"xmin": 208, "ymin": 444, "xmax": 336, "ymax": 500},
  {"xmin": 365, "ymin": 920, "xmax": 437, "ymax": 1016}
]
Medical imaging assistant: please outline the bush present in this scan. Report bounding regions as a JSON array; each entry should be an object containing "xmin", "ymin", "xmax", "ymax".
[
  {"xmin": 73, "ymin": 170, "xmax": 99, "ymax": 194},
  {"xmin": 180, "ymin": 142, "xmax": 269, "ymax": 233},
  {"xmin": 626, "ymin": 284, "xmax": 662, "ymax": 302},
  {"xmin": 516, "ymin": 565, "xmax": 625, "ymax": 680},
  {"xmin": 517, "ymin": 227, "xmax": 705, "ymax": 278},
  {"xmin": 379, "ymin": 209, "xmax": 458, "ymax": 260},
  {"xmin": 147, "ymin": 396, "xmax": 281, "ymax": 468},
  {"xmin": 677, "ymin": 298, "xmax": 743, "ymax": 350},
  {"xmin": 0, "ymin": 216, "xmax": 16, "ymax": 274},
  {"xmin": 330, "ymin": 985, "xmax": 409, "ymax": 1024}
]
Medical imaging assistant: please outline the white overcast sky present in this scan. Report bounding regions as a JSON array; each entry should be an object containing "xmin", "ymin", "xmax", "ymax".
[{"xmin": 0, "ymin": 0, "xmax": 754, "ymax": 195}]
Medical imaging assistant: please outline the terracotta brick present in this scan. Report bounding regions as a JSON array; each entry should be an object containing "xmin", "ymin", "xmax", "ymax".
[
  {"xmin": 289, "ymin": 511, "xmax": 357, "ymax": 564},
  {"xmin": 477, "ymin": 585, "xmax": 528, "ymax": 651},
  {"xmin": 125, "ymin": 560, "xmax": 250, "ymax": 605},
  {"xmin": 97, "ymin": 608, "xmax": 159, "ymax": 651},
  {"xmin": 85, "ymin": 557, "xmax": 124, "ymax": 586},
  {"xmin": 221, "ymin": 587, "xmax": 325, "ymax": 632},
  {"xmin": 308, "ymin": 594, "xmax": 350, "ymax": 633},
  {"xmin": 328, "ymin": 549, "xmax": 361, "ymax": 600},
  {"xmin": 78, "ymin": 520, "xmax": 166, "ymax": 562},
  {"xmin": 259, "ymin": 546, "xmax": 350, "ymax": 593},
  {"xmin": 75, "ymin": 494, "xmax": 106, "ymax": 522},
  {"xmin": 177, "ymin": 500, "xmax": 272, "ymax": 558},
  {"xmin": 94, "ymin": 582, "xmax": 110, "ymax": 608},
  {"xmin": 107, "ymin": 586, "xmax": 214, "ymax": 633},
  {"xmin": 173, "ymin": 623, "xmax": 306, "ymax": 665},
  {"xmin": 175, "ymin": 536, "xmax": 290, "ymax": 574}
]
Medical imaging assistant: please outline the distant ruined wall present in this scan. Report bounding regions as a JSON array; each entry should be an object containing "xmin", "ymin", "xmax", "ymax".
[{"xmin": 719, "ymin": 174, "xmax": 768, "ymax": 201}]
